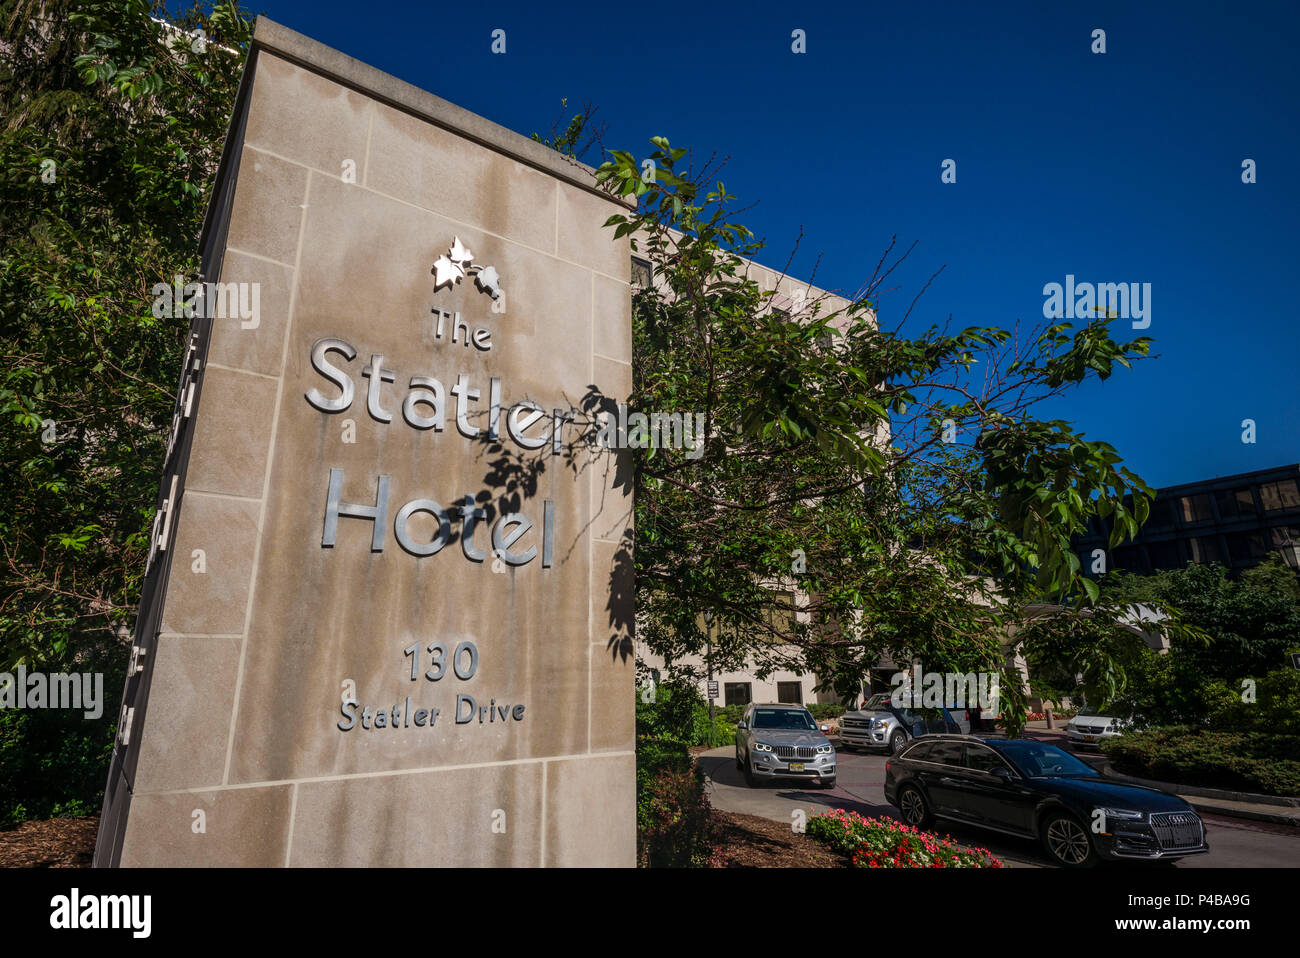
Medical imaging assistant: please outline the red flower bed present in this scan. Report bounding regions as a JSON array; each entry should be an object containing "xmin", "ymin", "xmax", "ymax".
[{"xmin": 807, "ymin": 808, "xmax": 1002, "ymax": 868}]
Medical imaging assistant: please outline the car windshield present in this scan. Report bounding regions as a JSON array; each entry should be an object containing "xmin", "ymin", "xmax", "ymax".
[
  {"xmin": 863, "ymin": 693, "xmax": 892, "ymax": 710},
  {"xmin": 1076, "ymin": 706, "xmax": 1109, "ymax": 717},
  {"xmin": 994, "ymin": 741, "xmax": 1098, "ymax": 778},
  {"xmin": 751, "ymin": 708, "xmax": 816, "ymax": 731}
]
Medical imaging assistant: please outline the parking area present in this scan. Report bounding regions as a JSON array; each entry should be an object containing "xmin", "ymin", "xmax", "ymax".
[{"xmin": 698, "ymin": 743, "xmax": 1300, "ymax": 868}]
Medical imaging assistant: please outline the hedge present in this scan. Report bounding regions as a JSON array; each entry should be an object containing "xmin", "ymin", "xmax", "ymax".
[{"xmin": 1102, "ymin": 726, "xmax": 1300, "ymax": 797}]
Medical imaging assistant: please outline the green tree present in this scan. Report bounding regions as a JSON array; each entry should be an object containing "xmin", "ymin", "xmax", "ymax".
[
  {"xmin": 596, "ymin": 140, "xmax": 1178, "ymax": 731},
  {"xmin": 1, "ymin": 0, "xmax": 251, "ymax": 667},
  {"xmin": 1087, "ymin": 556, "xmax": 1300, "ymax": 728},
  {"xmin": 0, "ymin": 0, "xmax": 253, "ymax": 821},
  {"xmin": 1103, "ymin": 556, "xmax": 1300, "ymax": 681}
]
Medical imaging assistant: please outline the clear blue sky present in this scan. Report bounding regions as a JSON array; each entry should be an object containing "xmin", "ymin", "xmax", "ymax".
[{"xmin": 240, "ymin": 0, "xmax": 1298, "ymax": 488}]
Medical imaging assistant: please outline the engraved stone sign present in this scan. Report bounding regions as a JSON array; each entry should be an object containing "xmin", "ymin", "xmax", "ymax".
[{"xmin": 95, "ymin": 17, "xmax": 635, "ymax": 867}]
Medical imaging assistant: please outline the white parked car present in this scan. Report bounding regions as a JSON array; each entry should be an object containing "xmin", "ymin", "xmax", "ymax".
[{"xmin": 1065, "ymin": 709, "xmax": 1127, "ymax": 749}]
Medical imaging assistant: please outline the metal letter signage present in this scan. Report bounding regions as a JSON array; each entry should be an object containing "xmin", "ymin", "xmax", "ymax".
[
  {"xmin": 431, "ymin": 235, "xmax": 503, "ymax": 300},
  {"xmin": 95, "ymin": 18, "xmax": 635, "ymax": 868}
]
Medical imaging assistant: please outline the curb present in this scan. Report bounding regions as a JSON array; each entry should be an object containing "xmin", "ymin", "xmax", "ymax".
[
  {"xmin": 1100, "ymin": 769, "xmax": 1300, "ymax": 827},
  {"xmin": 1181, "ymin": 799, "xmax": 1300, "ymax": 828},
  {"xmin": 1100, "ymin": 768, "xmax": 1300, "ymax": 808}
]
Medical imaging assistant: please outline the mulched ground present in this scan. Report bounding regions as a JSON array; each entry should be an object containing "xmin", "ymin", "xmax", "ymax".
[
  {"xmin": 0, "ymin": 811, "xmax": 840, "ymax": 869},
  {"xmin": 713, "ymin": 810, "xmax": 848, "ymax": 867},
  {"xmin": 0, "ymin": 816, "xmax": 98, "ymax": 868}
]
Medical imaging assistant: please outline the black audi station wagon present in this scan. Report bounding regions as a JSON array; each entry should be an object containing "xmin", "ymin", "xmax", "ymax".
[{"xmin": 884, "ymin": 735, "xmax": 1209, "ymax": 867}]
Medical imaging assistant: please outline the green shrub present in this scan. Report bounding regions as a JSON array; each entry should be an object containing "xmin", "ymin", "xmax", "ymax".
[
  {"xmin": 636, "ymin": 737, "xmax": 692, "ymax": 783},
  {"xmin": 1111, "ymin": 650, "xmax": 1238, "ymax": 729},
  {"xmin": 709, "ymin": 719, "xmax": 736, "ymax": 746},
  {"xmin": 635, "ymin": 737, "xmax": 716, "ymax": 867},
  {"xmin": 0, "ymin": 655, "xmax": 122, "ymax": 828},
  {"xmin": 809, "ymin": 703, "xmax": 846, "ymax": 720},
  {"xmin": 636, "ymin": 680, "xmax": 737, "ymax": 747},
  {"xmin": 1209, "ymin": 666, "xmax": 1300, "ymax": 736},
  {"xmin": 1102, "ymin": 726, "xmax": 1300, "ymax": 796},
  {"xmin": 718, "ymin": 704, "xmax": 746, "ymax": 725},
  {"xmin": 0, "ymin": 707, "xmax": 115, "ymax": 826},
  {"xmin": 636, "ymin": 680, "xmax": 710, "ymax": 744}
]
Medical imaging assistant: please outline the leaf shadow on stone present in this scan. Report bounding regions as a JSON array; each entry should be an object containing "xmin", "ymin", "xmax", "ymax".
[{"xmin": 457, "ymin": 386, "xmax": 635, "ymax": 662}]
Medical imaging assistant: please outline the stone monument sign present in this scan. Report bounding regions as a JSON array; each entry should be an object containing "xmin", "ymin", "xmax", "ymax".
[{"xmin": 95, "ymin": 17, "xmax": 636, "ymax": 867}]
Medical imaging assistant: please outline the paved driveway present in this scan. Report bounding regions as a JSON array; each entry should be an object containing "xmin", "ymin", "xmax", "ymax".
[{"xmin": 699, "ymin": 744, "xmax": 1300, "ymax": 868}]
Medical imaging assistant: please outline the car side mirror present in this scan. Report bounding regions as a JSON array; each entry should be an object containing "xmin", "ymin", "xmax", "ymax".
[
  {"xmin": 820, "ymin": 724, "xmax": 829, "ymax": 732},
  {"xmin": 736, "ymin": 721, "xmax": 746, "ymax": 730},
  {"xmin": 990, "ymin": 766, "xmax": 1013, "ymax": 780}
]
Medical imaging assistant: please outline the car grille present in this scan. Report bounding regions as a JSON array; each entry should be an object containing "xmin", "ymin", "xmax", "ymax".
[
  {"xmin": 1150, "ymin": 812, "xmax": 1203, "ymax": 850},
  {"xmin": 841, "ymin": 718, "xmax": 869, "ymax": 729},
  {"xmin": 774, "ymin": 746, "xmax": 816, "ymax": 759}
]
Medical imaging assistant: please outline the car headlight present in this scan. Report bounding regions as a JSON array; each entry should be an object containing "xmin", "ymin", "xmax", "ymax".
[
  {"xmin": 1099, "ymin": 807, "xmax": 1146, "ymax": 822},
  {"xmin": 816, "ymin": 744, "xmax": 833, "ymax": 754},
  {"xmin": 870, "ymin": 718, "xmax": 888, "ymax": 728},
  {"xmin": 752, "ymin": 742, "xmax": 773, "ymax": 752}
]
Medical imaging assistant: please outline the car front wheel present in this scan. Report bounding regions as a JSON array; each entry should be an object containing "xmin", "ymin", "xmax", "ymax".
[
  {"xmin": 743, "ymin": 754, "xmax": 757, "ymax": 788},
  {"xmin": 889, "ymin": 730, "xmax": 909, "ymax": 753},
  {"xmin": 1041, "ymin": 812, "xmax": 1097, "ymax": 868},
  {"xmin": 897, "ymin": 785, "xmax": 932, "ymax": 828}
]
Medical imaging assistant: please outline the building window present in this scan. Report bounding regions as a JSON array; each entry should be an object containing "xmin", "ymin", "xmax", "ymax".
[
  {"xmin": 764, "ymin": 590, "xmax": 797, "ymax": 643},
  {"xmin": 1178, "ymin": 493, "xmax": 1214, "ymax": 524},
  {"xmin": 724, "ymin": 682, "xmax": 752, "ymax": 707},
  {"xmin": 777, "ymin": 681, "xmax": 803, "ymax": 704},
  {"xmin": 1260, "ymin": 480, "xmax": 1300, "ymax": 513},
  {"xmin": 1147, "ymin": 498, "xmax": 1177, "ymax": 528},
  {"xmin": 1228, "ymin": 531, "xmax": 1268, "ymax": 561},
  {"xmin": 631, "ymin": 257, "xmax": 652, "ymax": 289},
  {"xmin": 1149, "ymin": 496, "xmax": 1180, "ymax": 527},
  {"xmin": 1188, "ymin": 536, "xmax": 1223, "ymax": 564},
  {"xmin": 1216, "ymin": 488, "xmax": 1257, "ymax": 519},
  {"xmin": 1146, "ymin": 540, "xmax": 1182, "ymax": 569}
]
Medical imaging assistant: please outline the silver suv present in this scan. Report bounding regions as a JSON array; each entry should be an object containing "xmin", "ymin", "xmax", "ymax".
[
  {"xmin": 735, "ymin": 703, "xmax": 836, "ymax": 788},
  {"xmin": 839, "ymin": 692, "xmax": 972, "ymax": 754}
]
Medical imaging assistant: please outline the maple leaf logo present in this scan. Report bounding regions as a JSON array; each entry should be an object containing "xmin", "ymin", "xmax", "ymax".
[
  {"xmin": 432, "ymin": 254, "xmax": 463, "ymax": 289},
  {"xmin": 431, "ymin": 235, "xmax": 502, "ymax": 300},
  {"xmin": 475, "ymin": 265, "xmax": 502, "ymax": 299},
  {"xmin": 448, "ymin": 236, "xmax": 473, "ymax": 266}
]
